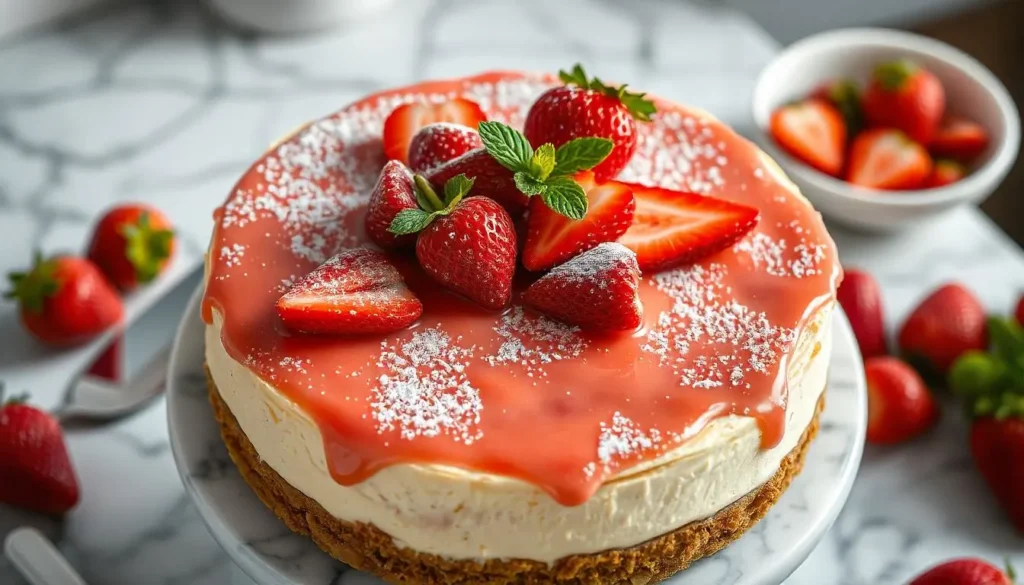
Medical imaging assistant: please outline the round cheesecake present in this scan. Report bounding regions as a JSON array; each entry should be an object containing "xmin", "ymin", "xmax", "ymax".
[{"xmin": 202, "ymin": 71, "xmax": 841, "ymax": 583}]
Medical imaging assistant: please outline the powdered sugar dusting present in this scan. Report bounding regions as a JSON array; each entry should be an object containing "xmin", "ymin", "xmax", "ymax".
[
  {"xmin": 219, "ymin": 243, "xmax": 245, "ymax": 267},
  {"xmin": 733, "ymin": 223, "xmax": 827, "ymax": 278},
  {"xmin": 485, "ymin": 307, "xmax": 587, "ymax": 379},
  {"xmin": 372, "ymin": 328, "xmax": 483, "ymax": 443},
  {"xmin": 543, "ymin": 242, "xmax": 639, "ymax": 286},
  {"xmin": 619, "ymin": 111, "xmax": 727, "ymax": 193},
  {"xmin": 589, "ymin": 412, "xmax": 663, "ymax": 477}
]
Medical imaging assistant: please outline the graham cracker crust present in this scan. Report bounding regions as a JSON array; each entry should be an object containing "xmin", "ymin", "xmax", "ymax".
[{"xmin": 206, "ymin": 368, "xmax": 824, "ymax": 584}]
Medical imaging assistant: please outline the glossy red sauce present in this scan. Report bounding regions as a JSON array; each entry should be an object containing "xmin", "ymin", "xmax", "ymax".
[{"xmin": 202, "ymin": 71, "xmax": 840, "ymax": 506}]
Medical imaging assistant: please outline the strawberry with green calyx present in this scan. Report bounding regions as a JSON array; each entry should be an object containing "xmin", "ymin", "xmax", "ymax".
[
  {"xmin": 389, "ymin": 173, "xmax": 517, "ymax": 310},
  {"xmin": 812, "ymin": 78, "xmax": 864, "ymax": 135},
  {"xmin": 476, "ymin": 120, "xmax": 614, "ymax": 220},
  {"xmin": 949, "ymin": 317, "xmax": 1024, "ymax": 533},
  {"xmin": 5, "ymin": 253, "xmax": 124, "ymax": 346},
  {"xmin": 88, "ymin": 204, "xmax": 176, "ymax": 291},
  {"xmin": 524, "ymin": 64, "xmax": 656, "ymax": 182}
]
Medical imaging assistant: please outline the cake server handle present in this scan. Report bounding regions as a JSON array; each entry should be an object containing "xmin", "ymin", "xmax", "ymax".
[{"xmin": 4, "ymin": 527, "xmax": 88, "ymax": 585}]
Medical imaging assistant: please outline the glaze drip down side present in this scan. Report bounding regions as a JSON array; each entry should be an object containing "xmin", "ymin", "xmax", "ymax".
[{"xmin": 202, "ymin": 71, "xmax": 840, "ymax": 506}]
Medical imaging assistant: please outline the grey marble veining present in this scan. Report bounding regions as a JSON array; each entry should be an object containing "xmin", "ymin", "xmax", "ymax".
[{"xmin": 0, "ymin": 1, "xmax": 1022, "ymax": 584}]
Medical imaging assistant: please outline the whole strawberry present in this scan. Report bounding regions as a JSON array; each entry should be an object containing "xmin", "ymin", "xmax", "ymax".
[
  {"xmin": 389, "ymin": 174, "xmax": 517, "ymax": 309},
  {"xmin": 5, "ymin": 254, "xmax": 124, "ymax": 346},
  {"xmin": 836, "ymin": 269, "xmax": 888, "ymax": 359},
  {"xmin": 524, "ymin": 64, "xmax": 656, "ymax": 182},
  {"xmin": 0, "ymin": 393, "xmax": 80, "ymax": 514},
  {"xmin": 949, "ymin": 317, "xmax": 1024, "ymax": 534},
  {"xmin": 864, "ymin": 356, "xmax": 938, "ymax": 445},
  {"xmin": 909, "ymin": 558, "xmax": 1015, "ymax": 585},
  {"xmin": 365, "ymin": 160, "xmax": 418, "ymax": 249},
  {"xmin": 426, "ymin": 149, "xmax": 530, "ymax": 216},
  {"xmin": 1015, "ymin": 294, "xmax": 1023, "ymax": 326},
  {"xmin": 863, "ymin": 59, "xmax": 945, "ymax": 144},
  {"xmin": 88, "ymin": 203, "xmax": 175, "ymax": 291},
  {"xmin": 408, "ymin": 123, "xmax": 483, "ymax": 173},
  {"xmin": 898, "ymin": 283, "xmax": 987, "ymax": 377}
]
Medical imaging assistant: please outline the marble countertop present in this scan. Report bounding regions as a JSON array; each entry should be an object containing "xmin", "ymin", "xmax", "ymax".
[{"xmin": 0, "ymin": 1, "xmax": 1022, "ymax": 584}]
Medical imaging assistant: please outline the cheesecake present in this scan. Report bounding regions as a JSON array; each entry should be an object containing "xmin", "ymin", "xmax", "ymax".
[{"xmin": 202, "ymin": 70, "xmax": 841, "ymax": 584}]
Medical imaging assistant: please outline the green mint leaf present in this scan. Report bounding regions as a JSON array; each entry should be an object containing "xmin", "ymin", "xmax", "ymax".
[
  {"xmin": 559, "ymin": 64, "xmax": 590, "ymax": 89},
  {"xmin": 514, "ymin": 172, "xmax": 547, "ymax": 196},
  {"xmin": 388, "ymin": 209, "xmax": 435, "ymax": 235},
  {"xmin": 530, "ymin": 144, "xmax": 557, "ymax": 180},
  {"xmin": 552, "ymin": 137, "xmax": 614, "ymax": 176},
  {"xmin": 443, "ymin": 174, "xmax": 475, "ymax": 205},
  {"xmin": 540, "ymin": 176, "xmax": 588, "ymax": 220},
  {"xmin": 478, "ymin": 121, "xmax": 533, "ymax": 173}
]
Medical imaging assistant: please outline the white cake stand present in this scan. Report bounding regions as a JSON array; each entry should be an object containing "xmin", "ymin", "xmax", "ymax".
[{"xmin": 168, "ymin": 284, "xmax": 866, "ymax": 585}]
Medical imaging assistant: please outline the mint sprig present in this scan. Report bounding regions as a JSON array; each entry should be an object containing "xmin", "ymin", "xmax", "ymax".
[
  {"xmin": 388, "ymin": 174, "xmax": 475, "ymax": 236},
  {"xmin": 948, "ymin": 316, "xmax": 1024, "ymax": 420},
  {"xmin": 559, "ymin": 63, "xmax": 657, "ymax": 122},
  {"xmin": 477, "ymin": 120, "xmax": 612, "ymax": 220}
]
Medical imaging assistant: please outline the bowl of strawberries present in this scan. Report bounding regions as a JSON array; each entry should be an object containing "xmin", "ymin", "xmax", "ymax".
[{"xmin": 752, "ymin": 28, "xmax": 1019, "ymax": 232}]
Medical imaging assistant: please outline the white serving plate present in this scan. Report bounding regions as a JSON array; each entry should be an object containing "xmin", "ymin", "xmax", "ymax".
[{"xmin": 168, "ymin": 284, "xmax": 866, "ymax": 585}]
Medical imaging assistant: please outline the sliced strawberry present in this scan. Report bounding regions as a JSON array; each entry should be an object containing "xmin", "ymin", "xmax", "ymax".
[
  {"xmin": 365, "ymin": 160, "xmax": 418, "ymax": 249},
  {"xmin": 846, "ymin": 128, "xmax": 932, "ymax": 190},
  {"xmin": 276, "ymin": 248, "xmax": 422, "ymax": 335},
  {"xmin": 522, "ymin": 172, "xmax": 635, "ymax": 271},
  {"xmin": 407, "ymin": 123, "xmax": 483, "ymax": 173},
  {"xmin": 425, "ymin": 148, "xmax": 529, "ymax": 216},
  {"xmin": 383, "ymin": 98, "xmax": 486, "ymax": 165},
  {"xmin": 922, "ymin": 159, "xmax": 966, "ymax": 189},
  {"xmin": 524, "ymin": 243, "xmax": 643, "ymax": 331},
  {"xmin": 769, "ymin": 99, "xmax": 846, "ymax": 176},
  {"xmin": 617, "ymin": 184, "xmax": 760, "ymax": 271},
  {"xmin": 931, "ymin": 117, "xmax": 990, "ymax": 162},
  {"xmin": 864, "ymin": 356, "xmax": 938, "ymax": 445}
]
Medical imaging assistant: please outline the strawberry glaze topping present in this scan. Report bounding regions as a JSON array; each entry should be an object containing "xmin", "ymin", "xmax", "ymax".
[{"xmin": 203, "ymin": 72, "xmax": 840, "ymax": 506}]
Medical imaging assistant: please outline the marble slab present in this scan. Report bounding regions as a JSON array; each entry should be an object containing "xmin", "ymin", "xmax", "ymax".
[{"xmin": 1, "ymin": 1, "xmax": 1022, "ymax": 584}]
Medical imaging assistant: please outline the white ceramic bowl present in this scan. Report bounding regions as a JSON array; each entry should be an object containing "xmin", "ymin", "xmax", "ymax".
[{"xmin": 752, "ymin": 28, "xmax": 1020, "ymax": 232}]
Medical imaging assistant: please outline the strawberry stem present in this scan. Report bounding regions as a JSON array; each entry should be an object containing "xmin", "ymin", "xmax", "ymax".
[{"xmin": 414, "ymin": 175, "xmax": 445, "ymax": 212}]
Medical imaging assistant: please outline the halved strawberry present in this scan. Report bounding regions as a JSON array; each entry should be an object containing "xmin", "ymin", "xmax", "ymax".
[
  {"xmin": 865, "ymin": 356, "xmax": 939, "ymax": 445},
  {"xmin": 276, "ymin": 248, "xmax": 422, "ymax": 335},
  {"xmin": 617, "ymin": 184, "xmax": 760, "ymax": 272},
  {"xmin": 364, "ymin": 160, "xmax": 417, "ymax": 249},
  {"xmin": 846, "ymin": 129, "xmax": 932, "ymax": 190},
  {"xmin": 931, "ymin": 117, "xmax": 990, "ymax": 162},
  {"xmin": 922, "ymin": 159, "xmax": 966, "ymax": 189},
  {"xmin": 770, "ymin": 99, "xmax": 846, "ymax": 176},
  {"xmin": 522, "ymin": 172, "xmax": 635, "ymax": 271},
  {"xmin": 524, "ymin": 242, "xmax": 643, "ymax": 331},
  {"xmin": 382, "ymin": 98, "xmax": 486, "ymax": 164}
]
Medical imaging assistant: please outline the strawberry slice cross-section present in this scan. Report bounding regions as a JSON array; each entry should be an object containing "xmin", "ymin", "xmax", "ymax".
[
  {"xmin": 383, "ymin": 98, "xmax": 487, "ymax": 165},
  {"xmin": 276, "ymin": 248, "xmax": 423, "ymax": 335},
  {"xmin": 617, "ymin": 184, "xmax": 760, "ymax": 271}
]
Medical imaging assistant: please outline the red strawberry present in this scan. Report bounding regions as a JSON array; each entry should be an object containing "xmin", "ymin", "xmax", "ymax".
[
  {"xmin": 365, "ymin": 160, "xmax": 418, "ymax": 249},
  {"xmin": 769, "ymin": 99, "xmax": 846, "ymax": 177},
  {"xmin": 426, "ymin": 148, "xmax": 529, "ymax": 216},
  {"xmin": 4, "ymin": 254, "xmax": 123, "ymax": 346},
  {"xmin": 931, "ymin": 117, "xmax": 990, "ymax": 162},
  {"xmin": 407, "ymin": 123, "xmax": 483, "ymax": 174},
  {"xmin": 909, "ymin": 558, "xmax": 1014, "ymax": 585},
  {"xmin": 87, "ymin": 203, "xmax": 175, "ymax": 291},
  {"xmin": 276, "ymin": 248, "xmax": 422, "ymax": 335},
  {"xmin": 898, "ymin": 283, "xmax": 987, "ymax": 375},
  {"xmin": 846, "ymin": 129, "xmax": 932, "ymax": 190},
  {"xmin": 522, "ymin": 171, "xmax": 635, "ymax": 271},
  {"xmin": 382, "ymin": 98, "xmax": 486, "ymax": 165},
  {"xmin": 836, "ymin": 269, "xmax": 888, "ymax": 359},
  {"xmin": 923, "ymin": 159, "xmax": 966, "ymax": 189},
  {"xmin": 524, "ymin": 243, "xmax": 642, "ymax": 331},
  {"xmin": 864, "ymin": 356, "xmax": 938, "ymax": 445},
  {"xmin": 617, "ymin": 183, "xmax": 760, "ymax": 271},
  {"xmin": 416, "ymin": 196, "xmax": 517, "ymax": 310},
  {"xmin": 863, "ymin": 60, "xmax": 946, "ymax": 144},
  {"xmin": 0, "ymin": 395, "xmax": 80, "ymax": 514},
  {"xmin": 811, "ymin": 78, "xmax": 863, "ymax": 134},
  {"xmin": 1015, "ymin": 294, "xmax": 1024, "ymax": 325},
  {"xmin": 523, "ymin": 64, "xmax": 656, "ymax": 182},
  {"xmin": 971, "ymin": 417, "xmax": 1024, "ymax": 533}
]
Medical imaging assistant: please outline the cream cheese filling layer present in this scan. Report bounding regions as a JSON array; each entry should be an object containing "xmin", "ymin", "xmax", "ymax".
[{"xmin": 205, "ymin": 304, "xmax": 832, "ymax": 564}]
